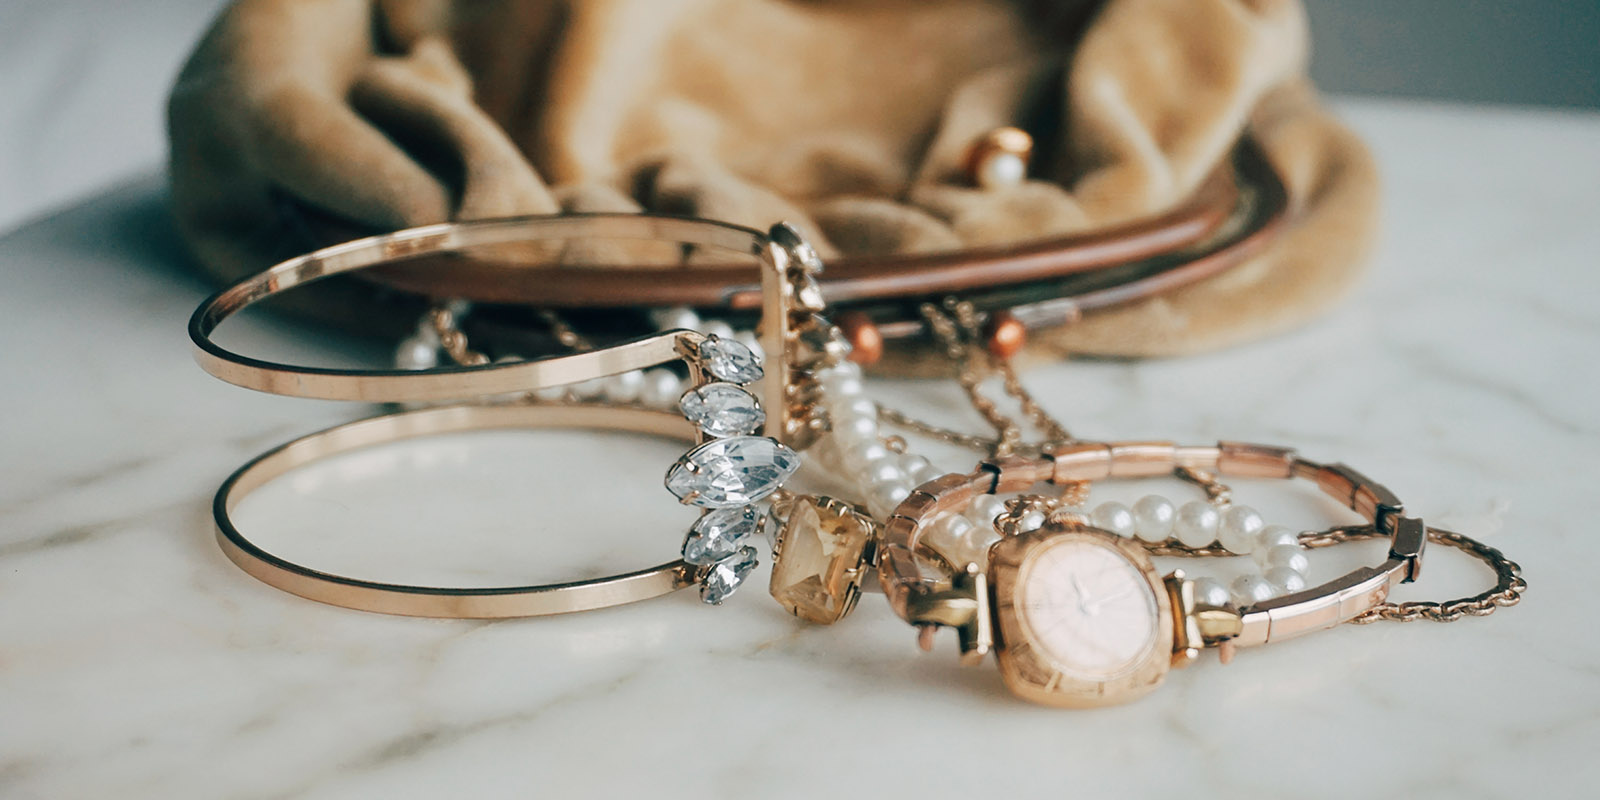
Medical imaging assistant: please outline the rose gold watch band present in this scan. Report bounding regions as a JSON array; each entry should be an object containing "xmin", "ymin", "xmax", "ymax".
[
  {"xmin": 879, "ymin": 441, "xmax": 1426, "ymax": 649},
  {"xmin": 214, "ymin": 403, "xmax": 701, "ymax": 618}
]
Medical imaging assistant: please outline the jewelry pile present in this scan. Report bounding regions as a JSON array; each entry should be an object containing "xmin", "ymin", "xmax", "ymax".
[{"xmin": 191, "ymin": 212, "xmax": 1523, "ymax": 708}]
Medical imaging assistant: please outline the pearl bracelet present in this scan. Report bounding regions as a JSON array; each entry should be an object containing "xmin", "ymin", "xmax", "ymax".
[{"xmin": 794, "ymin": 354, "xmax": 1309, "ymax": 608}]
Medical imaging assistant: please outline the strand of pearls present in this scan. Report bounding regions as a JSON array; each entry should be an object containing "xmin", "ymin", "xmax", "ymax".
[
  {"xmin": 801, "ymin": 355, "xmax": 1311, "ymax": 603},
  {"xmin": 1111, "ymin": 494, "xmax": 1310, "ymax": 607},
  {"xmin": 810, "ymin": 360, "xmax": 945, "ymax": 519}
]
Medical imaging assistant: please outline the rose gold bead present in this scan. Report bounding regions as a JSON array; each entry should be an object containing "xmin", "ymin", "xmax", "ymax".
[
  {"xmin": 837, "ymin": 311, "xmax": 883, "ymax": 366},
  {"xmin": 984, "ymin": 310, "xmax": 1026, "ymax": 360}
]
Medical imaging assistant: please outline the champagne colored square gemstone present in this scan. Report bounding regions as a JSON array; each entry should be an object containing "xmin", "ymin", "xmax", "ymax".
[{"xmin": 769, "ymin": 497, "xmax": 875, "ymax": 624}]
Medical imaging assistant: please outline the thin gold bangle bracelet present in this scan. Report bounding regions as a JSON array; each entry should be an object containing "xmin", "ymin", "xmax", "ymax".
[
  {"xmin": 198, "ymin": 215, "xmax": 837, "ymax": 610},
  {"xmin": 214, "ymin": 402, "xmax": 702, "ymax": 618},
  {"xmin": 187, "ymin": 213, "xmax": 810, "ymax": 416}
]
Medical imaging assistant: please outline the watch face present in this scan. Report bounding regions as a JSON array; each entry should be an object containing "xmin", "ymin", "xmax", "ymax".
[{"xmin": 1016, "ymin": 536, "xmax": 1161, "ymax": 681}]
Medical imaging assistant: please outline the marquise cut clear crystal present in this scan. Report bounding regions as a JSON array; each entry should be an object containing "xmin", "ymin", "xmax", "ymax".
[
  {"xmin": 698, "ymin": 336, "xmax": 764, "ymax": 384},
  {"xmin": 665, "ymin": 436, "xmax": 799, "ymax": 508},
  {"xmin": 679, "ymin": 383, "xmax": 764, "ymax": 438},
  {"xmin": 682, "ymin": 506, "xmax": 766, "ymax": 566},
  {"xmin": 700, "ymin": 545, "xmax": 759, "ymax": 604}
]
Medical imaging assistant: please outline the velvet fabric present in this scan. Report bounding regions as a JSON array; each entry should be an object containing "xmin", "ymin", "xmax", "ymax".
[{"xmin": 168, "ymin": 0, "xmax": 1377, "ymax": 365}]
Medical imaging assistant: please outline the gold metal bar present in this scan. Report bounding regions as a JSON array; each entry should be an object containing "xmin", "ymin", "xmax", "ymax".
[
  {"xmin": 1107, "ymin": 441, "xmax": 1177, "ymax": 477},
  {"xmin": 979, "ymin": 455, "xmax": 1053, "ymax": 493},
  {"xmin": 1044, "ymin": 441, "xmax": 1112, "ymax": 482},
  {"xmin": 1217, "ymin": 441, "xmax": 1297, "ymax": 478}
]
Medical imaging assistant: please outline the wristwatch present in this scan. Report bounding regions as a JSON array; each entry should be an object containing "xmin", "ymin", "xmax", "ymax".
[{"xmin": 875, "ymin": 442, "xmax": 1429, "ymax": 707}]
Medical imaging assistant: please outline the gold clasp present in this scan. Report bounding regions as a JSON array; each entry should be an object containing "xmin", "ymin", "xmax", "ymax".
[{"xmin": 906, "ymin": 563, "xmax": 993, "ymax": 666}]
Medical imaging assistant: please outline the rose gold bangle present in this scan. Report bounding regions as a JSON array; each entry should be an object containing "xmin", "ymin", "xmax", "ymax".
[
  {"xmin": 188, "ymin": 213, "xmax": 813, "ymax": 422},
  {"xmin": 200, "ymin": 216, "xmax": 836, "ymax": 610},
  {"xmin": 214, "ymin": 403, "xmax": 706, "ymax": 618}
]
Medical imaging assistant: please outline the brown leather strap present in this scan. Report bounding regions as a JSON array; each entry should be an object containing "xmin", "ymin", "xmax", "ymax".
[{"xmin": 448, "ymin": 139, "xmax": 1287, "ymax": 354}]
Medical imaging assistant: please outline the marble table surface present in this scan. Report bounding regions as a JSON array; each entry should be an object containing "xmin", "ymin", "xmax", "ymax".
[{"xmin": 2, "ymin": 69, "xmax": 1597, "ymax": 799}]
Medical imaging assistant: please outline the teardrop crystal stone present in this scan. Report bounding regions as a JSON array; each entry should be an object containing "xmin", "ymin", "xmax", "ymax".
[
  {"xmin": 700, "ymin": 546, "xmax": 759, "ymax": 604},
  {"xmin": 665, "ymin": 436, "xmax": 799, "ymax": 508},
  {"xmin": 679, "ymin": 382, "xmax": 764, "ymax": 438},
  {"xmin": 682, "ymin": 506, "xmax": 766, "ymax": 566},
  {"xmin": 697, "ymin": 335, "xmax": 764, "ymax": 385}
]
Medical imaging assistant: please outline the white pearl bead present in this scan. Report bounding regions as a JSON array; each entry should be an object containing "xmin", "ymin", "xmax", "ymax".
[
  {"xmin": 573, "ymin": 378, "xmax": 609, "ymax": 400},
  {"xmin": 864, "ymin": 460, "xmax": 905, "ymax": 485},
  {"xmin": 1174, "ymin": 501, "xmax": 1220, "ymax": 547},
  {"xmin": 649, "ymin": 306, "xmax": 700, "ymax": 332},
  {"xmin": 848, "ymin": 441, "xmax": 890, "ymax": 470},
  {"xmin": 1265, "ymin": 566, "xmax": 1307, "ymax": 594},
  {"xmin": 732, "ymin": 330, "xmax": 764, "ymax": 361},
  {"xmin": 922, "ymin": 513, "xmax": 975, "ymax": 559},
  {"xmin": 952, "ymin": 526, "xmax": 1002, "ymax": 568},
  {"xmin": 1017, "ymin": 509, "xmax": 1047, "ymax": 532},
  {"xmin": 412, "ymin": 319, "xmax": 441, "ymax": 346},
  {"xmin": 639, "ymin": 368, "xmax": 682, "ymax": 408},
  {"xmin": 868, "ymin": 478, "xmax": 914, "ymax": 518},
  {"xmin": 394, "ymin": 337, "xmax": 438, "ymax": 370},
  {"xmin": 900, "ymin": 455, "xmax": 941, "ymax": 485},
  {"xmin": 976, "ymin": 150, "xmax": 1026, "ymax": 189},
  {"xmin": 701, "ymin": 320, "xmax": 735, "ymax": 340},
  {"xmin": 1231, "ymin": 575, "xmax": 1276, "ymax": 605},
  {"xmin": 1255, "ymin": 525, "xmax": 1299, "ymax": 553},
  {"xmin": 1090, "ymin": 501, "xmax": 1136, "ymax": 537},
  {"xmin": 1132, "ymin": 495, "xmax": 1176, "ymax": 542},
  {"xmin": 818, "ymin": 360, "xmax": 861, "ymax": 382},
  {"xmin": 833, "ymin": 397, "xmax": 877, "ymax": 420},
  {"xmin": 1217, "ymin": 505, "xmax": 1265, "ymax": 554},
  {"xmin": 1263, "ymin": 544, "xmax": 1310, "ymax": 575},
  {"xmin": 826, "ymin": 376, "xmax": 865, "ymax": 399},
  {"xmin": 1192, "ymin": 576, "xmax": 1231, "ymax": 608},
  {"xmin": 966, "ymin": 495, "xmax": 1008, "ymax": 529},
  {"xmin": 836, "ymin": 414, "xmax": 878, "ymax": 442},
  {"xmin": 914, "ymin": 462, "xmax": 946, "ymax": 485},
  {"xmin": 603, "ymin": 369, "xmax": 645, "ymax": 403},
  {"xmin": 875, "ymin": 476, "xmax": 914, "ymax": 501},
  {"xmin": 531, "ymin": 384, "xmax": 567, "ymax": 403}
]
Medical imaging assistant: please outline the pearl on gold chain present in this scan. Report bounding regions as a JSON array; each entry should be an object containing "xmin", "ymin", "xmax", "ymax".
[{"xmin": 1085, "ymin": 491, "xmax": 1313, "ymax": 607}]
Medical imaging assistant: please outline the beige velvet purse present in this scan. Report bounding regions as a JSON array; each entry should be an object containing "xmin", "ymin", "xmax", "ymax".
[{"xmin": 168, "ymin": 0, "xmax": 1378, "ymax": 372}]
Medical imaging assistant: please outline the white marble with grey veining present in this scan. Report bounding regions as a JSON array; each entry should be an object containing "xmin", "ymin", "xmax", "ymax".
[{"xmin": 1, "ymin": 86, "xmax": 1597, "ymax": 800}]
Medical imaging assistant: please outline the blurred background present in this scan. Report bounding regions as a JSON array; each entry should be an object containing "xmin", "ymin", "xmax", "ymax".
[{"xmin": 1, "ymin": 0, "xmax": 1595, "ymax": 234}]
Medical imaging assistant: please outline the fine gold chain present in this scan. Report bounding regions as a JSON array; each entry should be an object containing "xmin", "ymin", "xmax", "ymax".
[
  {"xmin": 1303, "ymin": 525, "xmax": 1525, "ymax": 622},
  {"xmin": 916, "ymin": 302, "xmax": 1024, "ymax": 455},
  {"xmin": 533, "ymin": 308, "xmax": 593, "ymax": 352},
  {"xmin": 429, "ymin": 306, "xmax": 490, "ymax": 366},
  {"xmin": 946, "ymin": 300, "xmax": 1073, "ymax": 444},
  {"xmin": 432, "ymin": 305, "xmax": 594, "ymax": 366},
  {"xmin": 875, "ymin": 299, "xmax": 1072, "ymax": 457}
]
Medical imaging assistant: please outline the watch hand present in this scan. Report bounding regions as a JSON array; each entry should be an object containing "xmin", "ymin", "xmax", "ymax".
[
  {"xmin": 1085, "ymin": 585, "xmax": 1135, "ymax": 615},
  {"xmin": 1069, "ymin": 572, "xmax": 1092, "ymax": 612}
]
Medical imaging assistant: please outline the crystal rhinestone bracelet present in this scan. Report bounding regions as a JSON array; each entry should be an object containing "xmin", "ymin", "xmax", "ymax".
[{"xmin": 193, "ymin": 214, "xmax": 843, "ymax": 605}]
